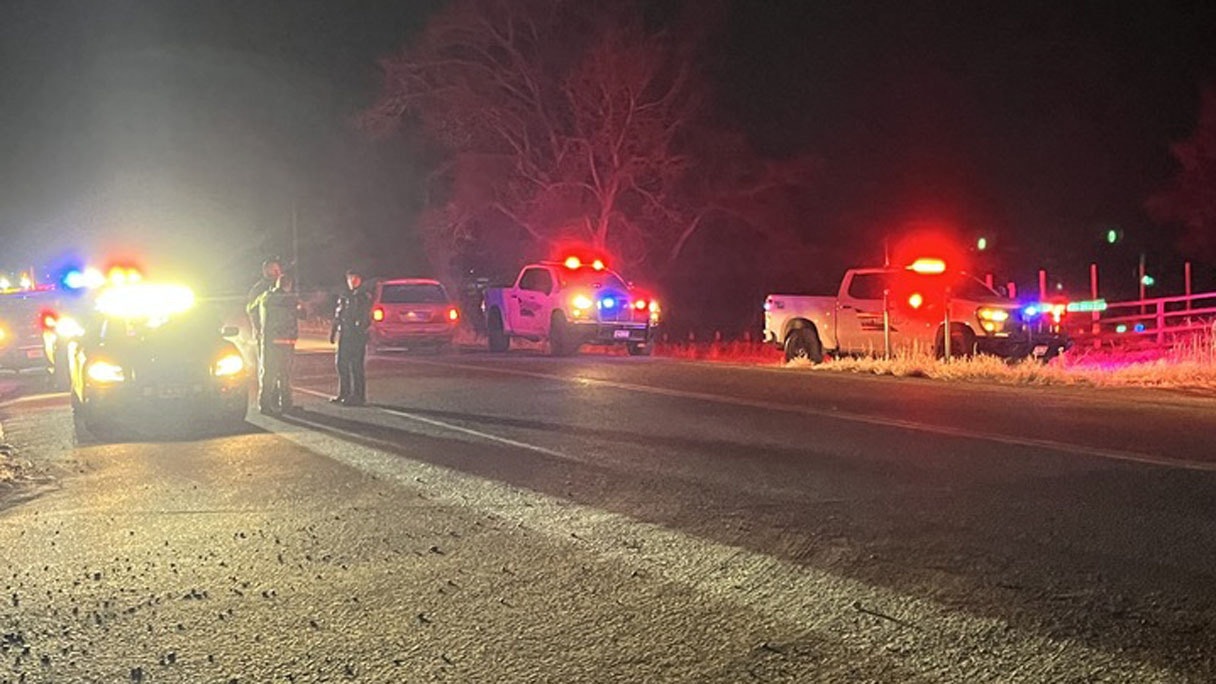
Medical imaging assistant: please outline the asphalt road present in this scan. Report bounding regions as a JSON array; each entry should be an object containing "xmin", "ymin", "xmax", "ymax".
[{"xmin": 2, "ymin": 350, "xmax": 1216, "ymax": 683}]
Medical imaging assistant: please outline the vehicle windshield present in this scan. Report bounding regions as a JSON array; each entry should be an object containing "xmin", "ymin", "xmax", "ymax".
[
  {"xmin": 561, "ymin": 270, "xmax": 628, "ymax": 291},
  {"xmin": 95, "ymin": 305, "xmax": 224, "ymax": 343},
  {"xmin": 380, "ymin": 283, "xmax": 448, "ymax": 304},
  {"xmin": 952, "ymin": 276, "xmax": 1002, "ymax": 301}
]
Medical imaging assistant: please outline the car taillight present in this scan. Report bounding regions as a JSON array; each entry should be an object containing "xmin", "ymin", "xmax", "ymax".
[
  {"xmin": 448, "ymin": 307, "xmax": 459, "ymax": 322},
  {"xmin": 633, "ymin": 299, "xmax": 647, "ymax": 311},
  {"xmin": 372, "ymin": 306, "xmax": 385, "ymax": 322}
]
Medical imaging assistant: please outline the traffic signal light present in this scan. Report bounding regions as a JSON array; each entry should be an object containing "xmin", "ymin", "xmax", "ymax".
[
  {"xmin": 1105, "ymin": 228, "xmax": 1122, "ymax": 244},
  {"xmin": 976, "ymin": 236, "xmax": 988, "ymax": 251}
]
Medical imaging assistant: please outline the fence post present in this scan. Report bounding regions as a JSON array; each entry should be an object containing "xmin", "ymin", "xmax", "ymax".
[
  {"xmin": 1090, "ymin": 263, "xmax": 1100, "ymax": 350},
  {"xmin": 1156, "ymin": 300, "xmax": 1165, "ymax": 346}
]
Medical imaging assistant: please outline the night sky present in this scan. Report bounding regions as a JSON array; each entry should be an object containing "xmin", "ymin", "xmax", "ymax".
[{"xmin": 2, "ymin": 0, "xmax": 1214, "ymax": 298}]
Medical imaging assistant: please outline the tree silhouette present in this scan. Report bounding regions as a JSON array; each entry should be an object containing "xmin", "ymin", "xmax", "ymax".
[
  {"xmin": 1148, "ymin": 87, "xmax": 1216, "ymax": 263},
  {"xmin": 363, "ymin": 0, "xmax": 816, "ymax": 278}
]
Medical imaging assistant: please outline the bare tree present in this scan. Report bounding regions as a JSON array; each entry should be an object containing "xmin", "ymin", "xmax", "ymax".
[{"xmin": 364, "ymin": 0, "xmax": 815, "ymax": 276}]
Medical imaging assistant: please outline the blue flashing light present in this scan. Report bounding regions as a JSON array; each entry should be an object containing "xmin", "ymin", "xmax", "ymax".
[
  {"xmin": 64, "ymin": 269, "xmax": 85, "ymax": 290},
  {"xmin": 1134, "ymin": 323, "xmax": 1146, "ymax": 333},
  {"xmin": 601, "ymin": 297, "xmax": 616, "ymax": 309},
  {"xmin": 1023, "ymin": 305, "xmax": 1040, "ymax": 317}
]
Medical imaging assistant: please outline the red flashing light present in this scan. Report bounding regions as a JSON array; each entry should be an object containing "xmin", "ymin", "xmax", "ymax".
[
  {"xmin": 592, "ymin": 259, "xmax": 605, "ymax": 271},
  {"xmin": 907, "ymin": 293, "xmax": 924, "ymax": 309},
  {"xmin": 41, "ymin": 313, "xmax": 58, "ymax": 330},
  {"xmin": 564, "ymin": 256, "xmax": 582, "ymax": 269},
  {"xmin": 372, "ymin": 306, "xmax": 385, "ymax": 322},
  {"xmin": 633, "ymin": 299, "xmax": 647, "ymax": 311},
  {"xmin": 447, "ymin": 307, "xmax": 459, "ymax": 322},
  {"xmin": 907, "ymin": 258, "xmax": 947, "ymax": 275}
]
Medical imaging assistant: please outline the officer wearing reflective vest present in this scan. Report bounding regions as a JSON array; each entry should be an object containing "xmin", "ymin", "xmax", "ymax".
[{"xmin": 254, "ymin": 273, "xmax": 302, "ymax": 415}]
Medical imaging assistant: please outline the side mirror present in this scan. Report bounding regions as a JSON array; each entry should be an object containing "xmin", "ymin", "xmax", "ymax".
[{"xmin": 221, "ymin": 326, "xmax": 240, "ymax": 338}]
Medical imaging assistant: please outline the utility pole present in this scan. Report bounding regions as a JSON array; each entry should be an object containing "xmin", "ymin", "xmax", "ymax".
[
  {"xmin": 1090, "ymin": 263, "xmax": 1100, "ymax": 350},
  {"xmin": 291, "ymin": 200, "xmax": 300, "ymax": 287}
]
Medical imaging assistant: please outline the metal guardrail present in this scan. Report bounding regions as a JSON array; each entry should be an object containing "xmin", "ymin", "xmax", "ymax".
[{"xmin": 1073, "ymin": 290, "xmax": 1216, "ymax": 346}]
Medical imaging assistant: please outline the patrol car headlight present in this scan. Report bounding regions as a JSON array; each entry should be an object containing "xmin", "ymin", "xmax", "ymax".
[
  {"xmin": 571, "ymin": 294, "xmax": 593, "ymax": 311},
  {"xmin": 87, "ymin": 360, "xmax": 125, "ymax": 384},
  {"xmin": 214, "ymin": 353, "xmax": 245, "ymax": 378}
]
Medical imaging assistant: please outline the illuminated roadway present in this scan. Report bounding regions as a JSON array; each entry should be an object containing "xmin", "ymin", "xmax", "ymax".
[{"xmin": 1, "ymin": 351, "xmax": 1215, "ymax": 681}]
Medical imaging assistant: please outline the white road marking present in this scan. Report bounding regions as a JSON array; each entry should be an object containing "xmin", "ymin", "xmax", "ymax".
[
  {"xmin": 378, "ymin": 357, "xmax": 1216, "ymax": 472},
  {"xmin": 293, "ymin": 386, "xmax": 570, "ymax": 460},
  {"xmin": 0, "ymin": 391, "xmax": 67, "ymax": 409},
  {"xmin": 248, "ymin": 410, "xmax": 1177, "ymax": 682}
]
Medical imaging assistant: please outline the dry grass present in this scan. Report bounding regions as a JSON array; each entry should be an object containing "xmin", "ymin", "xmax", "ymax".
[
  {"xmin": 654, "ymin": 340, "xmax": 784, "ymax": 364},
  {"xmin": 654, "ymin": 329, "xmax": 1216, "ymax": 390},
  {"xmin": 800, "ymin": 329, "xmax": 1216, "ymax": 390}
]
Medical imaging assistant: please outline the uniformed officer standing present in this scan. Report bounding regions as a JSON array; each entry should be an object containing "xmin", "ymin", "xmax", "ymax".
[
  {"xmin": 330, "ymin": 269, "xmax": 372, "ymax": 406},
  {"xmin": 255, "ymin": 273, "xmax": 301, "ymax": 415}
]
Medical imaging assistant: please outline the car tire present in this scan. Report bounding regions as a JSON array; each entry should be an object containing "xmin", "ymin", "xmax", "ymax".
[
  {"xmin": 626, "ymin": 341, "xmax": 651, "ymax": 356},
  {"xmin": 487, "ymin": 309, "xmax": 510, "ymax": 353},
  {"xmin": 549, "ymin": 313, "xmax": 579, "ymax": 357},
  {"xmin": 934, "ymin": 324, "xmax": 977, "ymax": 360},
  {"xmin": 72, "ymin": 396, "xmax": 107, "ymax": 442},
  {"xmin": 784, "ymin": 327, "xmax": 824, "ymax": 364}
]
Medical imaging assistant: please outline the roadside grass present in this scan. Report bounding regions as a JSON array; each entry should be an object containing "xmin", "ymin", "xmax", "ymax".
[{"xmin": 657, "ymin": 329, "xmax": 1216, "ymax": 390}]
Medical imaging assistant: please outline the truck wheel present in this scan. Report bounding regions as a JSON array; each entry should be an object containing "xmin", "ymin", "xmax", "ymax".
[
  {"xmin": 549, "ymin": 313, "xmax": 579, "ymax": 357},
  {"xmin": 784, "ymin": 327, "xmax": 824, "ymax": 364},
  {"xmin": 626, "ymin": 341, "xmax": 651, "ymax": 356},
  {"xmin": 487, "ymin": 309, "xmax": 510, "ymax": 353},
  {"xmin": 934, "ymin": 324, "xmax": 977, "ymax": 360}
]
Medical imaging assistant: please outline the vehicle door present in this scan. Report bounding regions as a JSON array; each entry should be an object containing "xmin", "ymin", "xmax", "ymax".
[
  {"xmin": 511, "ymin": 267, "xmax": 554, "ymax": 337},
  {"xmin": 835, "ymin": 271, "xmax": 893, "ymax": 355}
]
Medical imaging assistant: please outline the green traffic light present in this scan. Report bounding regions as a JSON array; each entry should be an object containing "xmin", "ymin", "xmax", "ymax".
[
  {"xmin": 1106, "ymin": 229, "xmax": 1118, "ymax": 244},
  {"xmin": 976, "ymin": 237, "xmax": 988, "ymax": 251},
  {"xmin": 1141, "ymin": 274, "xmax": 1155, "ymax": 287}
]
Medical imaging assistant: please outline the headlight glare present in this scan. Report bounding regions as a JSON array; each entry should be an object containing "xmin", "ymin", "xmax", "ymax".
[
  {"xmin": 87, "ymin": 360, "xmax": 125, "ymax": 384},
  {"xmin": 571, "ymin": 294, "xmax": 593, "ymax": 310},
  {"xmin": 56, "ymin": 316, "xmax": 85, "ymax": 339},
  {"xmin": 214, "ymin": 353, "xmax": 245, "ymax": 377},
  {"xmin": 978, "ymin": 308, "xmax": 1010, "ymax": 322}
]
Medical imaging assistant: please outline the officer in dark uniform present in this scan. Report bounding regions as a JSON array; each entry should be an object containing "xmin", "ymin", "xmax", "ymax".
[{"xmin": 330, "ymin": 269, "xmax": 372, "ymax": 406}]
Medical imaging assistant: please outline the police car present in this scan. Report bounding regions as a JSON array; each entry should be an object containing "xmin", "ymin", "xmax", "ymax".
[
  {"xmin": 482, "ymin": 255, "xmax": 660, "ymax": 356},
  {"xmin": 68, "ymin": 283, "xmax": 250, "ymax": 437}
]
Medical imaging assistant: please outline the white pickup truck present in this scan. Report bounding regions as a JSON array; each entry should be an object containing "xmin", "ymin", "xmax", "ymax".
[
  {"xmin": 482, "ymin": 258, "xmax": 659, "ymax": 356},
  {"xmin": 763, "ymin": 267, "xmax": 1070, "ymax": 363}
]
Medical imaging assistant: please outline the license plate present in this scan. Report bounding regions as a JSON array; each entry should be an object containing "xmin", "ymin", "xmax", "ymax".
[
  {"xmin": 158, "ymin": 385, "xmax": 190, "ymax": 399},
  {"xmin": 613, "ymin": 330, "xmax": 631, "ymax": 339},
  {"xmin": 26, "ymin": 349, "xmax": 43, "ymax": 359},
  {"xmin": 1032, "ymin": 345, "xmax": 1049, "ymax": 357}
]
